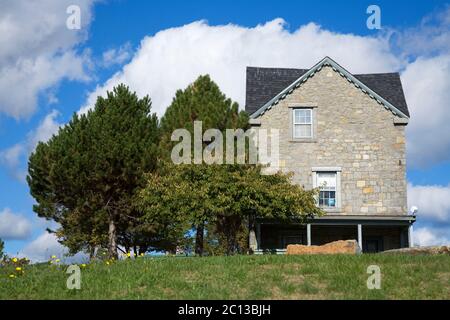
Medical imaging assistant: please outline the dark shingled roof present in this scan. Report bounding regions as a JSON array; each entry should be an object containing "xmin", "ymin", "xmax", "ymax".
[
  {"xmin": 245, "ymin": 66, "xmax": 409, "ymax": 117},
  {"xmin": 353, "ymin": 73, "xmax": 409, "ymax": 117}
]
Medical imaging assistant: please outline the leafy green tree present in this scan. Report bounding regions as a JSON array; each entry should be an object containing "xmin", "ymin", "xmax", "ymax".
[
  {"xmin": 135, "ymin": 166, "xmax": 192, "ymax": 253},
  {"xmin": 159, "ymin": 75, "xmax": 248, "ymax": 255},
  {"xmin": 138, "ymin": 163, "xmax": 323, "ymax": 255},
  {"xmin": 201, "ymin": 164, "xmax": 323, "ymax": 255},
  {"xmin": 27, "ymin": 84, "xmax": 159, "ymax": 258}
]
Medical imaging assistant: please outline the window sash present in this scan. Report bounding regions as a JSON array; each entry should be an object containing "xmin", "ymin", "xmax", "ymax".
[
  {"xmin": 319, "ymin": 190, "xmax": 336, "ymax": 207},
  {"xmin": 317, "ymin": 172, "xmax": 336, "ymax": 188},
  {"xmin": 293, "ymin": 109, "xmax": 312, "ymax": 138},
  {"xmin": 317, "ymin": 172, "xmax": 337, "ymax": 208}
]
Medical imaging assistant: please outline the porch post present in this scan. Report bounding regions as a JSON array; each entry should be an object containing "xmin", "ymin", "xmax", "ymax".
[
  {"xmin": 307, "ymin": 223, "xmax": 311, "ymax": 246},
  {"xmin": 357, "ymin": 224, "xmax": 363, "ymax": 252},
  {"xmin": 249, "ymin": 227, "xmax": 257, "ymax": 252},
  {"xmin": 256, "ymin": 223, "xmax": 261, "ymax": 250},
  {"xmin": 408, "ymin": 224, "xmax": 414, "ymax": 248}
]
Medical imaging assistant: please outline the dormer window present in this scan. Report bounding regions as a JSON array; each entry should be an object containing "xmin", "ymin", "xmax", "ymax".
[{"xmin": 293, "ymin": 108, "xmax": 313, "ymax": 139}]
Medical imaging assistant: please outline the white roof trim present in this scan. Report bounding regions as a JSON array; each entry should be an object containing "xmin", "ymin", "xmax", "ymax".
[{"xmin": 250, "ymin": 56, "xmax": 409, "ymax": 119}]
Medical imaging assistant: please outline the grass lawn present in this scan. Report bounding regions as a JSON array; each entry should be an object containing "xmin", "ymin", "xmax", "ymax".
[{"xmin": 1, "ymin": 254, "xmax": 449, "ymax": 300}]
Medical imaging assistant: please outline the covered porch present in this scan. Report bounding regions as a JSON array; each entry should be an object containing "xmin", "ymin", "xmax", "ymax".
[{"xmin": 249, "ymin": 215, "xmax": 416, "ymax": 254}]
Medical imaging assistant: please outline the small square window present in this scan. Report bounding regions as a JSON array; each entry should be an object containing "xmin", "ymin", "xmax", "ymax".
[{"xmin": 293, "ymin": 109, "xmax": 312, "ymax": 138}]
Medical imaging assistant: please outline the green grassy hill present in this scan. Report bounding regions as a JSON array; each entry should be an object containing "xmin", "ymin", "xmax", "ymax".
[{"xmin": 1, "ymin": 254, "xmax": 449, "ymax": 299}]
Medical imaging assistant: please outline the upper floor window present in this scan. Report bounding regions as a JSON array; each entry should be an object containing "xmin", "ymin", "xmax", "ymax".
[{"xmin": 293, "ymin": 108, "xmax": 312, "ymax": 138}]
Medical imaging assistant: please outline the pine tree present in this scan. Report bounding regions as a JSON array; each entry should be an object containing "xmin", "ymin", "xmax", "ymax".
[
  {"xmin": 159, "ymin": 75, "xmax": 248, "ymax": 255},
  {"xmin": 27, "ymin": 84, "xmax": 159, "ymax": 258}
]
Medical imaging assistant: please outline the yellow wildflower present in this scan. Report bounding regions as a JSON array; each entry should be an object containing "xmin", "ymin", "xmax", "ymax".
[
  {"xmin": 106, "ymin": 261, "xmax": 110, "ymax": 265},
  {"xmin": 15, "ymin": 267, "xmax": 22, "ymax": 271},
  {"xmin": 12, "ymin": 258, "xmax": 18, "ymax": 263},
  {"xmin": 9, "ymin": 274, "xmax": 16, "ymax": 278},
  {"xmin": 55, "ymin": 259, "xmax": 60, "ymax": 263},
  {"xmin": 140, "ymin": 253, "xmax": 144, "ymax": 257},
  {"xmin": 126, "ymin": 252, "xmax": 131, "ymax": 257},
  {"xmin": 51, "ymin": 255, "xmax": 57, "ymax": 259},
  {"xmin": 81, "ymin": 264, "xmax": 87, "ymax": 268}
]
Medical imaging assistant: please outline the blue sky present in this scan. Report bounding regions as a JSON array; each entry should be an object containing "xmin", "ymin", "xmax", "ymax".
[{"xmin": 1, "ymin": 0, "xmax": 450, "ymax": 261}]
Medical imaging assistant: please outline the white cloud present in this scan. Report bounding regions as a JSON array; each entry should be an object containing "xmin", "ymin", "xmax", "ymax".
[
  {"xmin": 79, "ymin": 19, "xmax": 404, "ymax": 116},
  {"xmin": 392, "ymin": 6, "xmax": 450, "ymax": 58},
  {"xmin": 19, "ymin": 231, "xmax": 88, "ymax": 263},
  {"xmin": 28, "ymin": 110, "xmax": 62, "ymax": 148},
  {"xmin": 101, "ymin": 42, "xmax": 133, "ymax": 67},
  {"xmin": 391, "ymin": 7, "xmax": 450, "ymax": 167},
  {"xmin": 0, "ymin": 208, "xmax": 32, "ymax": 240},
  {"xmin": 402, "ymin": 55, "xmax": 450, "ymax": 167},
  {"xmin": 0, "ymin": 0, "xmax": 95, "ymax": 119},
  {"xmin": 0, "ymin": 143, "xmax": 25, "ymax": 175},
  {"xmin": 0, "ymin": 110, "xmax": 62, "ymax": 181},
  {"xmin": 408, "ymin": 183, "xmax": 450, "ymax": 222},
  {"xmin": 408, "ymin": 183, "xmax": 450, "ymax": 247},
  {"xmin": 414, "ymin": 226, "xmax": 450, "ymax": 246}
]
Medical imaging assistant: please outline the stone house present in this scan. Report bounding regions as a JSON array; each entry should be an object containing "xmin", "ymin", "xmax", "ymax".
[{"xmin": 246, "ymin": 57, "xmax": 415, "ymax": 253}]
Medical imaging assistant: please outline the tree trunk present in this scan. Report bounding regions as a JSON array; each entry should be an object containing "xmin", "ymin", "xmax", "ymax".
[
  {"xmin": 108, "ymin": 216, "xmax": 118, "ymax": 259},
  {"xmin": 195, "ymin": 223, "xmax": 204, "ymax": 256},
  {"xmin": 89, "ymin": 246, "xmax": 96, "ymax": 261},
  {"xmin": 139, "ymin": 246, "xmax": 148, "ymax": 256},
  {"xmin": 229, "ymin": 216, "xmax": 240, "ymax": 255}
]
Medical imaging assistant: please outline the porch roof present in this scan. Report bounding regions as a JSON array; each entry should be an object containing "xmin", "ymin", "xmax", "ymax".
[{"xmin": 258, "ymin": 215, "xmax": 416, "ymax": 226}]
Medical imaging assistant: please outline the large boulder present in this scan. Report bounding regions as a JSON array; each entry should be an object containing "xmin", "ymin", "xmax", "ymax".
[
  {"xmin": 286, "ymin": 240, "xmax": 360, "ymax": 255},
  {"xmin": 382, "ymin": 246, "xmax": 450, "ymax": 255}
]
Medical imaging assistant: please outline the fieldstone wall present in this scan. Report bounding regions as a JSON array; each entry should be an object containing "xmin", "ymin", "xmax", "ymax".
[{"xmin": 257, "ymin": 66, "xmax": 408, "ymax": 216}]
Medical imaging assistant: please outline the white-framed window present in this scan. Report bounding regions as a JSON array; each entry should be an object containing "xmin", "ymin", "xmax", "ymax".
[
  {"xmin": 293, "ymin": 108, "xmax": 312, "ymax": 138},
  {"xmin": 312, "ymin": 167, "xmax": 341, "ymax": 211},
  {"xmin": 317, "ymin": 172, "xmax": 337, "ymax": 208}
]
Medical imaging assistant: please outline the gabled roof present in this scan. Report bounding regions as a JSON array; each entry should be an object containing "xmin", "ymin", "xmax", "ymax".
[{"xmin": 246, "ymin": 57, "xmax": 409, "ymax": 119}]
